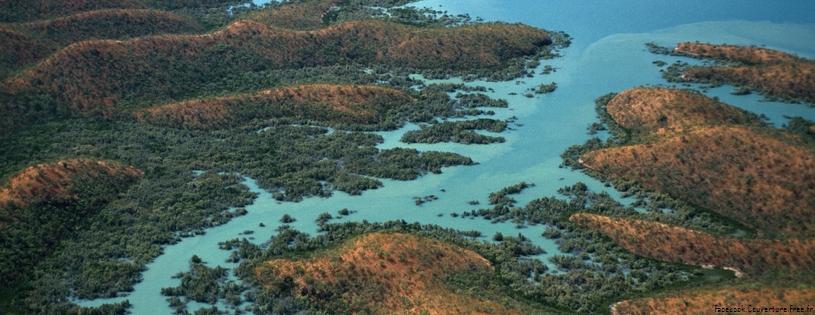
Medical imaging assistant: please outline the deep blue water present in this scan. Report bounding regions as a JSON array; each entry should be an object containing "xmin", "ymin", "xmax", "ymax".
[{"xmin": 77, "ymin": 1, "xmax": 815, "ymax": 313}]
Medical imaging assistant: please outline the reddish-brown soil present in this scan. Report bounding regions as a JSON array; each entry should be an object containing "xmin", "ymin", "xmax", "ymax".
[
  {"xmin": 1, "ymin": 19, "xmax": 549, "ymax": 118},
  {"xmin": 605, "ymin": 87, "xmax": 753, "ymax": 136},
  {"xmin": 674, "ymin": 43, "xmax": 815, "ymax": 104},
  {"xmin": 0, "ymin": 159, "xmax": 143, "ymax": 211},
  {"xmin": 675, "ymin": 42, "xmax": 799, "ymax": 64},
  {"xmin": 582, "ymin": 125, "xmax": 815, "ymax": 236},
  {"xmin": 571, "ymin": 213, "xmax": 815, "ymax": 275},
  {"xmin": 0, "ymin": 0, "xmax": 146, "ymax": 23},
  {"xmin": 136, "ymin": 84, "xmax": 414, "ymax": 129},
  {"xmin": 614, "ymin": 286, "xmax": 815, "ymax": 315},
  {"xmin": 0, "ymin": 26, "xmax": 50, "ymax": 67},
  {"xmin": 254, "ymin": 232, "xmax": 533, "ymax": 315},
  {"xmin": 244, "ymin": 0, "xmax": 340, "ymax": 30},
  {"xmin": 11, "ymin": 9, "xmax": 203, "ymax": 46}
]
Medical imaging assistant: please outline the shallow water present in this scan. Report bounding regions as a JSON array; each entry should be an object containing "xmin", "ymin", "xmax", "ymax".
[{"xmin": 77, "ymin": 1, "xmax": 815, "ymax": 313}]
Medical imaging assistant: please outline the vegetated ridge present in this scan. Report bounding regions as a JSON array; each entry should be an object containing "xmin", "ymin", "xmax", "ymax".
[
  {"xmin": 570, "ymin": 213, "xmax": 815, "ymax": 275},
  {"xmin": 0, "ymin": 1, "xmax": 557, "ymax": 313},
  {"xmin": 566, "ymin": 50, "xmax": 815, "ymax": 313},
  {"xmin": 0, "ymin": 159, "xmax": 143, "ymax": 211},
  {"xmin": 675, "ymin": 42, "xmax": 798, "ymax": 65},
  {"xmin": 0, "ymin": 159, "xmax": 143, "ymax": 290},
  {"xmin": 672, "ymin": 42, "xmax": 815, "ymax": 105},
  {"xmin": 254, "ymin": 232, "xmax": 530, "ymax": 315},
  {"xmin": 8, "ymin": 9, "xmax": 203, "ymax": 46},
  {"xmin": 612, "ymin": 285, "xmax": 815, "ymax": 315},
  {"xmin": 135, "ymin": 84, "xmax": 415, "ymax": 129},
  {"xmin": 0, "ymin": 19, "xmax": 550, "ymax": 131},
  {"xmin": 0, "ymin": 9, "xmax": 204, "ymax": 80},
  {"xmin": 0, "ymin": 26, "xmax": 51, "ymax": 71},
  {"xmin": 605, "ymin": 87, "xmax": 755, "ymax": 137},
  {"xmin": 582, "ymin": 88, "xmax": 815, "ymax": 237},
  {"xmin": 242, "ymin": 0, "xmax": 340, "ymax": 30},
  {"xmin": 0, "ymin": 0, "xmax": 238, "ymax": 23},
  {"xmin": 583, "ymin": 124, "xmax": 815, "ymax": 237}
]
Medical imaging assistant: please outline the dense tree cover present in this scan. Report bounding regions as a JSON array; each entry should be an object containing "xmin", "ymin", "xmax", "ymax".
[
  {"xmin": 0, "ymin": 113, "xmax": 475, "ymax": 313},
  {"xmin": 328, "ymin": 0, "xmax": 477, "ymax": 28},
  {"xmin": 456, "ymin": 183, "xmax": 741, "ymax": 312},
  {"xmin": 455, "ymin": 92, "xmax": 509, "ymax": 108},
  {"xmin": 400, "ymin": 118, "xmax": 507, "ymax": 144},
  {"xmin": 0, "ymin": 160, "xmax": 143, "ymax": 292},
  {"xmin": 783, "ymin": 115, "xmax": 815, "ymax": 143},
  {"xmin": 160, "ymin": 257, "xmax": 239, "ymax": 313},
  {"xmin": 534, "ymin": 82, "xmax": 557, "ymax": 94}
]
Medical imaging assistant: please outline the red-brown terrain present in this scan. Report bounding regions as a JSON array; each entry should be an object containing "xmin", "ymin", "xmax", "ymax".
[
  {"xmin": 674, "ymin": 42, "xmax": 815, "ymax": 104},
  {"xmin": 254, "ymin": 232, "xmax": 539, "ymax": 315},
  {"xmin": 0, "ymin": 159, "xmax": 143, "ymax": 213},
  {"xmin": 571, "ymin": 213, "xmax": 815, "ymax": 275},
  {"xmin": 583, "ymin": 88, "xmax": 815, "ymax": 236},
  {"xmin": 136, "ymin": 84, "xmax": 415, "ymax": 129},
  {"xmin": 0, "ymin": 19, "xmax": 549, "ymax": 129}
]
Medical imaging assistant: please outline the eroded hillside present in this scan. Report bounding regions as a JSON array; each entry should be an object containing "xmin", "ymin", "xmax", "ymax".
[
  {"xmin": 254, "ymin": 232, "xmax": 532, "ymax": 315},
  {"xmin": 580, "ymin": 87, "xmax": 815, "ymax": 237},
  {"xmin": 136, "ymin": 84, "xmax": 415, "ymax": 129},
  {"xmin": 571, "ymin": 213, "xmax": 815, "ymax": 275},
  {"xmin": 613, "ymin": 286, "xmax": 815, "ymax": 315}
]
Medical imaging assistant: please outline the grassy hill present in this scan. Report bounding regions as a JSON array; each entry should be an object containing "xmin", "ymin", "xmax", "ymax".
[
  {"xmin": 670, "ymin": 43, "xmax": 815, "ymax": 105},
  {"xmin": 570, "ymin": 85, "xmax": 815, "ymax": 312},
  {"xmin": 242, "ymin": 0, "xmax": 339, "ymax": 30},
  {"xmin": 9, "ymin": 9, "xmax": 203, "ymax": 46},
  {"xmin": 254, "ymin": 232, "xmax": 537, "ymax": 315},
  {"xmin": 0, "ymin": 19, "xmax": 550, "ymax": 131},
  {"xmin": 0, "ymin": 159, "xmax": 142, "ymax": 289},
  {"xmin": 582, "ymin": 88, "xmax": 815, "ymax": 237},
  {"xmin": 0, "ymin": 27, "xmax": 51, "ymax": 77},
  {"xmin": 0, "ymin": 159, "xmax": 142, "ymax": 210},
  {"xmin": 0, "ymin": 0, "xmax": 238, "ymax": 23},
  {"xmin": 0, "ymin": 0, "xmax": 558, "ymax": 313},
  {"xmin": 135, "ymin": 84, "xmax": 415, "ymax": 129},
  {"xmin": 570, "ymin": 213, "xmax": 815, "ymax": 275},
  {"xmin": 582, "ymin": 125, "xmax": 815, "ymax": 237},
  {"xmin": 675, "ymin": 42, "xmax": 799, "ymax": 64},
  {"xmin": 605, "ymin": 87, "xmax": 757, "ymax": 137},
  {"xmin": 613, "ymin": 286, "xmax": 815, "ymax": 315},
  {"xmin": 0, "ymin": 9, "xmax": 204, "ymax": 80}
]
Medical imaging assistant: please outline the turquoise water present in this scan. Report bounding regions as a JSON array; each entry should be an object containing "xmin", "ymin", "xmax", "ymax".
[{"xmin": 77, "ymin": 1, "xmax": 815, "ymax": 313}]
